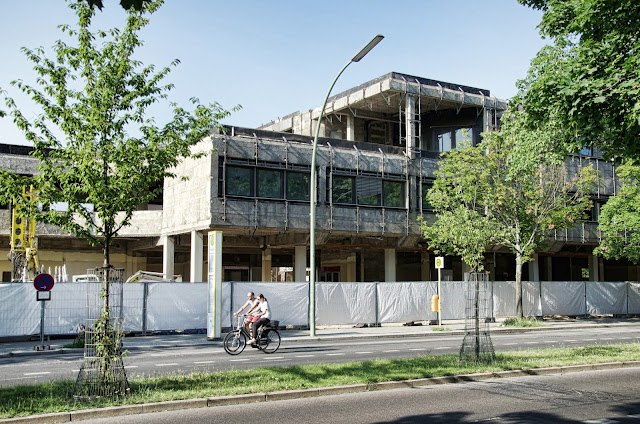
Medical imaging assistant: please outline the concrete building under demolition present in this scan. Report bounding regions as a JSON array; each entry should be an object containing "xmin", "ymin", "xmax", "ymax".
[{"xmin": 1, "ymin": 72, "xmax": 637, "ymax": 283}]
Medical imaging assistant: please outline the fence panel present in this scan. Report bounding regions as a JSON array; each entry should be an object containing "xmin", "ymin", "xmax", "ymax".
[
  {"xmin": 524, "ymin": 281, "xmax": 543, "ymax": 317},
  {"xmin": 228, "ymin": 282, "xmax": 308, "ymax": 327},
  {"xmin": 542, "ymin": 281, "xmax": 586, "ymax": 316},
  {"xmin": 377, "ymin": 282, "xmax": 437, "ymax": 323},
  {"xmin": 493, "ymin": 281, "xmax": 515, "ymax": 317},
  {"xmin": 441, "ymin": 281, "xmax": 466, "ymax": 320},
  {"xmin": 586, "ymin": 282, "xmax": 627, "ymax": 315},
  {"xmin": 316, "ymin": 282, "xmax": 376, "ymax": 325},
  {"xmin": 628, "ymin": 282, "xmax": 640, "ymax": 314},
  {"xmin": 146, "ymin": 282, "xmax": 208, "ymax": 331}
]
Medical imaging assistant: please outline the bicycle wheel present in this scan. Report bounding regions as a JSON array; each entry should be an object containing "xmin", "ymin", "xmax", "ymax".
[
  {"xmin": 260, "ymin": 329, "xmax": 281, "ymax": 354},
  {"xmin": 223, "ymin": 330, "xmax": 246, "ymax": 355}
]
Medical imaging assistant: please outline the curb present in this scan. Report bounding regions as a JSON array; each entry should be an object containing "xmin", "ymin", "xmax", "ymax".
[{"xmin": 2, "ymin": 362, "xmax": 639, "ymax": 424}]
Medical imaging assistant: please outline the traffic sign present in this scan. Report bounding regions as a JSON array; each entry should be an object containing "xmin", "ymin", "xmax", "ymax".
[
  {"xmin": 34, "ymin": 273, "xmax": 55, "ymax": 291},
  {"xmin": 435, "ymin": 256, "xmax": 445, "ymax": 269}
]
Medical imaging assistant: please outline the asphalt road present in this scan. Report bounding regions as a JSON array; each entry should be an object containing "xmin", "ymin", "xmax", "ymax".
[
  {"xmin": 68, "ymin": 367, "xmax": 640, "ymax": 423},
  {"xmin": 1, "ymin": 326, "xmax": 639, "ymax": 387}
]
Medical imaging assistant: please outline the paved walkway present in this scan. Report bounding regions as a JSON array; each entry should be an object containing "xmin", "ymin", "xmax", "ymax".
[{"xmin": 2, "ymin": 316, "xmax": 640, "ymax": 358}]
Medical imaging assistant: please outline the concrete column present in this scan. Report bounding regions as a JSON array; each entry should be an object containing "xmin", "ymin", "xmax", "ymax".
[
  {"xmin": 599, "ymin": 257, "xmax": 605, "ymax": 282},
  {"xmin": 405, "ymin": 95, "xmax": 417, "ymax": 158},
  {"xmin": 190, "ymin": 230, "xmax": 203, "ymax": 282},
  {"xmin": 421, "ymin": 251, "xmax": 431, "ymax": 281},
  {"xmin": 162, "ymin": 235, "xmax": 175, "ymax": 280},
  {"xmin": 346, "ymin": 115, "xmax": 355, "ymax": 141},
  {"xmin": 528, "ymin": 253, "xmax": 540, "ymax": 282},
  {"xmin": 261, "ymin": 248, "xmax": 272, "ymax": 282},
  {"xmin": 588, "ymin": 254, "xmax": 599, "ymax": 281},
  {"xmin": 294, "ymin": 246, "xmax": 307, "ymax": 282},
  {"xmin": 345, "ymin": 252, "xmax": 357, "ymax": 282},
  {"xmin": 384, "ymin": 248, "xmax": 396, "ymax": 282}
]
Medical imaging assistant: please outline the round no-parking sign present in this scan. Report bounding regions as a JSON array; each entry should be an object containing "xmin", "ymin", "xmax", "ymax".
[{"xmin": 33, "ymin": 273, "xmax": 55, "ymax": 291}]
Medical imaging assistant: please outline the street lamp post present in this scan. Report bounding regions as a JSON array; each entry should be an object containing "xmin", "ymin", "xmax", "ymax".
[{"xmin": 309, "ymin": 35, "xmax": 384, "ymax": 336}]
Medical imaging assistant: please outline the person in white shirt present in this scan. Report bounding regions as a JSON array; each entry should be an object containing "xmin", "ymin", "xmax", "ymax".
[
  {"xmin": 249, "ymin": 293, "xmax": 271, "ymax": 344},
  {"xmin": 234, "ymin": 291, "xmax": 260, "ymax": 331}
]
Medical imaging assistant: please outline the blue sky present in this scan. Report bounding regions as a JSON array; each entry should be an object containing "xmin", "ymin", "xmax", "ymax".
[{"xmin": 0, "ymin": 0, "xmax": 547, "ymax": 145}]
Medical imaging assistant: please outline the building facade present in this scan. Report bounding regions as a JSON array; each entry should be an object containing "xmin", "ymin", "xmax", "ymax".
[{"xmin": 1, "ymin": 72, "xmax": 638, "ymax": 283}]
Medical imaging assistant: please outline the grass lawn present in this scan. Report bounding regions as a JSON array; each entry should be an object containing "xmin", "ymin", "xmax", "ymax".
[{"xmin": 1, "ymin": 343, "xmax": 639, "ymax": 419}]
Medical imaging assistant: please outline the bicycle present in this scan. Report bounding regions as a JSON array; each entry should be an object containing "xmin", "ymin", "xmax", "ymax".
[{"xmin": 223, "ymin": 315, "xmax": 281, "ymax": 355}]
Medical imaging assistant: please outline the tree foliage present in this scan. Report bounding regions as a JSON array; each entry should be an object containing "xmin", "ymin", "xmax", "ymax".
[
  {"xmin": 82, "ymin": 0, "xmax": 152, "ymax": 11},
  {"xmin": 515, "ymin": 0, "xmax": 640, "ymax": 160},
  {"xmin": 0, "ymin": 0, "xmax": 237, "ymax": 267},
  {"xmin": 419, "ymin": 139, "xmax": 500, "ymax": 273},
  {"xmin": 421, "ymin": 117, "xmax": 597, "ymax": 316},
  {"xmin": 594, "ymin": 162, "xmax": 640, "ymax": 264}
]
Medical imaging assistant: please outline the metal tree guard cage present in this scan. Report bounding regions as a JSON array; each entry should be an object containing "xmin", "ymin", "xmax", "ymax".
[
  {"xmin": 74, "ymin": 267, "xmax": 130, "ymax": 399},
  {"xmin": 459, "ymin": 272, "xmax": 495, "ymax": 363}
]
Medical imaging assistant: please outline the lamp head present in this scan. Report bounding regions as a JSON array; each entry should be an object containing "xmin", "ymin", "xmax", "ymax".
[{"xmin": 351, "ymin": 34, "xmax": 384, "ymax": 62}]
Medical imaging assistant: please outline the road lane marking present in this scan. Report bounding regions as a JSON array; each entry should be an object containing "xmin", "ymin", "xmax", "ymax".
[
  {"xmin": 125, "ymin": 366, "xmax": 138, "ymax": 369},
  {"xmin": 327, "ymin": 353, "xmax": 344, "ymax": 356},
  {"xmin": 583, "ymin": 339, "xmax": 597, "ymax": 341},
  {"xmin": 524, "ymin": 342, "xmax": 537, "ymax": 344},
  {"xmin": 156, "ymin": 363, "xmax": 179, "ymax": 367},
  {"xmin": 263, "ymin": 356, "xmax": 284, "ymax": 360},
  {"xmin": 434, "ymin": 347, "xmax": 448, "ymax": 350},
  {"xmin": 504, "ymin": 343, "xmax": 518, "ymax": 346},
  {"xmin": 409, "ymin": 348, "xmax": 425, "ymax": 351},
  {"xmin": 24, "ymin": 372, "xmax": 51, "ymax": 376},
  {"xmin": 295, "ymin": 355, "xmax": 315, "ymax": 358},
  {"xmin": 565, "ymin": 340, "xmax": 578, "ymax": 342},
  {"xmin": 383, "ymin": 350, "xmax": 400, "ymax": 353},
  {"xmin": 356, "ymin": 351, "xmax": 373, "ymax": 354},
  {"xmin": 230, "ymin": 358, "xmax": 250, "ymax": 362},
  {"xmin": 193, "ymin": 361, "xmax": 215, "ymax": 364}
]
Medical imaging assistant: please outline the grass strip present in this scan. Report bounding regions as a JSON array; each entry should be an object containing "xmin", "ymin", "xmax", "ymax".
[
  {"xmin": 502, "ymin": 317, "xmax": 546, "ymax": 327},
  {"xmin": 1, "ymin": 343, "xmax": 639, "ymax": 419}
]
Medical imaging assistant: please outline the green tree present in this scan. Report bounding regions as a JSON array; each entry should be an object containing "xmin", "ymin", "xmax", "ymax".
[
  {"xmin": 483, "ymin": 113, "xmax": 597, "ymax": 317},
  {"xmin": 421, "ymin": 118, "xmax": 596, "ymax": 317},
  {"xmin": 420, "ymin": 140, "xmax": 500, "ymax": 273},
  {"xmin": 0, "ymin": 0, "xmax": 236, "ymax": 395},
  {"xmin": 594, "ymin": 162, "xmax": 640, "ymax": 263},
  {"xmin": 516, "ymin": 0, "xmax": 640, "ymax": 160}
]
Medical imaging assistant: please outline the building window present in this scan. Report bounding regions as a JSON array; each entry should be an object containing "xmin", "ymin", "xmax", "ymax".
[
  {"xmin": 357, "ymin": 177, "xmax": 382, "ymax": 206},
  {"xmin": 332, "ymin": 175, "xmax": 355, "ymax": 204},
  {"xmin": 383, "ymin": 180, "xmax": 404, "ymax": 208},
  {"xmin": 429, "ymin": 127, "xmax": 474, "ymax": 153},
  {"xmin": 226, "ymin": 166, "xmax": 252, "ymax": 197},
  {"xmin": 257, "ymin": 168, "xmax": 283, "ymax": 199},
  {"xmin": 286, "ymin": 172, "xmax": 310, "ymax": 201},
  {"xmin": 330, "ymin": 171, "xmax": 406, "ymax": 208},
  {"xmin": 421, "ymin": 179, "xmax": 434, "ymax": 211},
  {"xmin": 224, "ymin": 160, "xmax": 310, "ymax": 202}
]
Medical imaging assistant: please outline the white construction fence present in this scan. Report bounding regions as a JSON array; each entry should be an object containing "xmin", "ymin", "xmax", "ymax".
[{"xmin": 2, "ymin": 280, "xmax": 640, "ymax": 338}]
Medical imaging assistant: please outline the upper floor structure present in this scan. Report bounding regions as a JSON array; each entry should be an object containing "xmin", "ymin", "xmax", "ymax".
[{"xmin": 1, "ymin": 72, "xmax": 636, "ymax": 283}]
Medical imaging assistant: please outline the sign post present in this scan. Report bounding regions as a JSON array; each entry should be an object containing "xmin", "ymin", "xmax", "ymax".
[
  {"xmin": 207, "ymin": 231, "xmax": 223, "ymax": 339},
  {"xmin": 33, "ymin": 273, "xmax": 54, "ymax": 350},
  {"xmin": 435, "ymin": 257, "xmax": 444, "ymax": 327}
]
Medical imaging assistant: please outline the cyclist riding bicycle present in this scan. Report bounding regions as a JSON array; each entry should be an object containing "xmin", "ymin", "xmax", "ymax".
[{"xmin": 249, "ymin": 293, "xmax": 271, "ymax": 345}]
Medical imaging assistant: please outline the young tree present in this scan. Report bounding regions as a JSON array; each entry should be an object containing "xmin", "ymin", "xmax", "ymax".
[
  {"xmin": 420, "ymin": 140, "xmax": 500, "ymax": 273},
  {"xmin": 482, "ymin": 112, "xmax": 597, "ymax": 317},
  {"xmin": 594, "ymin": 162, "xmax": 640, "ymax": 264},
  {"xmin": 516, "ymin": 0, "xmax": 640, "ymax": 161},
  {"xmin": 0, "ymin": 0, "xmax": 236, "ymax": 395},
  {"xmin": 421, "ymin": 117, "xmax": 597, "ymax": 318}
]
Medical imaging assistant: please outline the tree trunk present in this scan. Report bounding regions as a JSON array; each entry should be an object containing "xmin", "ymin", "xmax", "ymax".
[{"xmin": 515, "ymin": 253, "xmax": 523, "ymax": 318}]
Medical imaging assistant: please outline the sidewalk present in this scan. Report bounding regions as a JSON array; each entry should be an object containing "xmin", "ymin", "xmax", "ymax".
[{"xmin": 2, "ymin": 316, "xmax": 640, "ymax": 358}]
